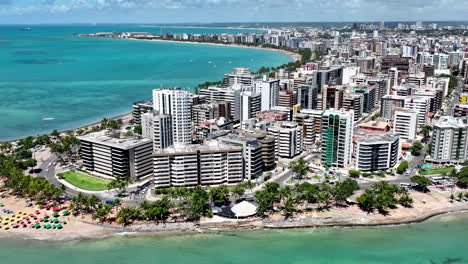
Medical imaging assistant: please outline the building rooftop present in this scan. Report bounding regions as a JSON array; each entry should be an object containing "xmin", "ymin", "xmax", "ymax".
[
  {"xmin": 433, "ymin": 116, "xmax": 468, "ymax": 128},
  {"xmin": 357, "ymin": 133, "xmax": 399, "ymax": 145},
  {"xmin": 152, "ymin": 141, "xmax": 242, "ymax": 156},
  {"xmin": 359, "ymin": 120, "xmax": 390, "ymax": 130},
  {"xmin": 78, "ymin": 130, "xmax": 152, "ymax": 150}
]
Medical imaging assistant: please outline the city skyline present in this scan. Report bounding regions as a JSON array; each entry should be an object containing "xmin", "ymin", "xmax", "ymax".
[{"xmin": 1, "ymin": 0, "xmax": 468, "ymax": 24}]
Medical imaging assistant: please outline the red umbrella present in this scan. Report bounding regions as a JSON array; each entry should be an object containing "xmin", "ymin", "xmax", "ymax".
[
  {"xmin": 35, "ymin": 210, "xmax": 40, "ymax": 214},
  {"xmin": 52, "ymin": 207, "xmax": 60, "ymax": 212}
]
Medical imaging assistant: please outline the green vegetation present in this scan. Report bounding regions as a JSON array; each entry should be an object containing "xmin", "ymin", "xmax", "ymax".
[
  {"xmin": 289, "ymin": 157, "xmax": 310, "ymax": 179},
  {"xmin": 439, "ymin": 74, "xmax": 458, "ymax": 96},
  {"xmin": 419, "ymin": 166, "xmax": 455, "ymax": 176},
  {"xmin": 348, "ymin": 170, "xmax": 362, "ymax": 178},
  {"xmin": 421, "ymin": 125, "xmax": 432, "ymax": 138},
  {"xmin": 357, "ymin": 181, "xmax": 412, "ymax": 214},
  {"xmin": 255, "ymin": 179, "xmax": 360, "ymax": 218},
  {"xmin": 0, "ymin": 154, "xmax": 63, "ymax": 204},
  {"xmin": 456, "ymin": 166, "xmax": 468, "ymax": 187},
  {"xmin": 371, "ymin": 113, "xmax": 380, "ymax": 120},
  {"xmin": 397, "ymin": 161, "xmax": 409, "ymax": 174},
  {"xmin": 58, "ymin": 171, "xmax": 110, "ymax": 191},
  {"xmin": 133, "ymin": 125, "xmax": 142, "ymax": 135},
  {"xmin": 410, "ymin": 175, "xmax": 432, "ymax": 192},
  {"xmin": 409, "ymin": 141, "xmax": 424, "ymax": 156}
]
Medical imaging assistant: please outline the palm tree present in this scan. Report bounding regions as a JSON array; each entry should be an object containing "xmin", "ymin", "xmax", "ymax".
[
  {"xmin": 289, "ymin": 157, "xmax": 310, "ymax": 180},
  {"xmin": 421, "ymin": 125, "xmax": 432, "ymax": 138},
  {"xmin": 117, "ymin": 207, "xmax": 133, "ymax": 226}
]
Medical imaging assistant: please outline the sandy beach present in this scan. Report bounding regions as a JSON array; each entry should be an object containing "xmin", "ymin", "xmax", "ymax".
[
  {"xmin": 126, "ymin": 37, "xmax": 302, "ymax": 62},
  {"xmin": 0, "ymin": 187, "xmax": 467, "ymax": 240}
]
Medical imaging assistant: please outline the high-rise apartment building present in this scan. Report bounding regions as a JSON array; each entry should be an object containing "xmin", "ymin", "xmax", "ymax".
[
  {"xmin": 393, "ymin": 108, "xmax": 419, "ymax": 140},
  {"xmin": 153, "ymin": 141, "xmax": 244, "ymax": 188},
  {"xmin": 297, "ymin": 84, "xmax": 318, "ymax": 110},
  {"xmin": 152, "ymin": 88, "xmax": 193, "ymax": 145},
  {"xmin": 267, "ymin": 121, "xmax": 303, "ymax": 159},
  {"xmin": 240, "ymin": 91, "xmax": 261, "ymax": 122},
  {"xmin": 356, "ymin": 134, "xmax": 400, "ymax": 173},
  {"xmin": 320, "ymin": 109, "xmax": 354, "ymax": 168},
  {"xmin": 428, "ymin": 116, "xmax": 468, "ymax": 164},
  {"xmin": 78, "ymin": 130, "xmax": 153, "ymax": 180}
]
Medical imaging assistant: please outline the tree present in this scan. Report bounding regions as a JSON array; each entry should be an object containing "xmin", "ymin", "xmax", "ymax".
[
  {"xmin": 183, "ymin": 187, "xmax": 211, "ymax": 221},
  {"xmin": 397, "ymin": 161, "xmax": 409, "ymax": 174},
  {"xmin": 357, "ymin": 189, "xmax": 375, "ymax": 213},
  {"xmin": 117, "ymin": 207, "xmax": 135, "ymax": 226},
  {"xmin": 231, "ymin": 185, "xmax": 246, "ymax": 200},
  {"xmin": 409, "ymin": 142, "xmax": 424, "ymax": 156},
  {"xmin": 22, "ymin": 158, "xmax": 37, "ymax": 171},
  {"xmin": 410, "ymin": 176, "xmax": 432, "ymax": 192},
  {"xmin": 289, "ymin": 157, "xmax": 310, "ymax": 179},
  {"xmin": 371, "ymin": 113, "xmax": 380, "ymax": 120},
  {"xmin": 456, "ymin": 166, "xmax": 468, "ymax": 187},
  {"xmin": 281, "ymin": 197, "xmax": 297, "ymax": 218},
  {"xmin": 209, "ymin": 185, "xmax": 230, "ymax": 205},
  {"xmin": 421, "ymin": 125, "xmax": 432, "ymax": 138},
  {"xmin": 50, "ymin": 130, "xmax": 60, "ymax": 138},
  {"xmin": 94, "ymin": 204, "xmax": 112, "ymax": 223},
  {"xmin": 398, "ymin": 193, "xmax": 413, "ymax": 207},
  {"xmin": 134, "ymin": 125, "xmax": 142, "ymax": 135},
  {"xmin": 348, "ymin": 170, "xmax": 361, "ymax": 178},
  {"xmin": 333, "ymin": 178, "xmax": 359, "ymax": 204}
]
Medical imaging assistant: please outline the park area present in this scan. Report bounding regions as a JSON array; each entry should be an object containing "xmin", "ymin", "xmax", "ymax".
[
  {"xmin": 57, "ymin": 171, "xmax": 109, "ymax": 191},
  {"xmin": 419, "ymin": 166, "xmax": 455, "ymax": 175}
]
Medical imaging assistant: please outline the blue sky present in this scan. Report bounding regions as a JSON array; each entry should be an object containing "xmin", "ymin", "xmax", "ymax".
[{"xmin": 1, "ymin": 0, "xmax": 468, "ymax": 24}]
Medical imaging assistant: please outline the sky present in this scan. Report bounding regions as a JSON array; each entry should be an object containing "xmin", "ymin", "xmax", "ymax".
[{"xmin": 1, "ymin": 0, "xmax": 468, "ymax": 24}]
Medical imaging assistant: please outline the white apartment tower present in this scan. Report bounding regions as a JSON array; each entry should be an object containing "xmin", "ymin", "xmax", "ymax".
[
  {"xmin": 428, "ymin": 116, "xmax": 468, "ymax": 164},
  {"xmin": 404, "ymin": 96, "xmax": 430, "ymax": 128},
  {"xmin": 393, "ymin": 108, "xmax": 419, "ymax": 140},
  {"xmin": 152, "ymin": 88, "xmax": 192, "ymax": 145},
  {"xmin": 255, "ymin": 77, "xmax": 280, "ymax": 111}
]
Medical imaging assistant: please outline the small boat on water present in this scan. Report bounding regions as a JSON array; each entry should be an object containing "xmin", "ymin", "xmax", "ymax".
[
  {"xmin": 228, "ymin": 61, "xmax": 232, "ymax": 64},
  {"xmin": 208, "ymin": 61, "xmax": 212, "ymax": 64},
  {"xmin": 42, "ymin": 117, "xmax": 55, "ymax": 121},
  {"xmin": 21, "ymin": 28, "xmax": 32, "ymax": 31}
]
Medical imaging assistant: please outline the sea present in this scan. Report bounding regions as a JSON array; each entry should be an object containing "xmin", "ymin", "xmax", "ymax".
[
  {"xmin": 0, "ymin": 25, "xmax": 292, "ymax": 141},
  {"xmin": 0, "ymin": 212, "xmax": 467, "ymax": 264}
]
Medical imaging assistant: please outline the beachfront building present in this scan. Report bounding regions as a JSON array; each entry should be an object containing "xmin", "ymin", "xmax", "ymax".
[
  {"xmin": 152, "ymin": 141, "xmax": 244, "ymax": 188},
  {"xmin": 217, "ymin": 134, "xmax": 263, "ymax": 180},
  {"xmin": 320, "ymin": 109, "xmax": 354, "ymax": 168},
  {"xmin": 428, "ymin": 116, "xmax": 468, "ymax": 164},
  {"xmin": 78, "ymin": 130, "xmax": 153, "ymax": 180},
  {"xmin": 152, "ymin": 88, "xmax": 193, "ymax": 145},
  {"xmin": 356, "ymin": 134, "xmax": 400, "ymax": 173},
  {"xmin": 267, "ymin": 121, "xmax": 303, "ymax": 159}
]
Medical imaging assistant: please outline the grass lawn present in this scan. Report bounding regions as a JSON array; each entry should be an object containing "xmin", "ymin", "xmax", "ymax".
[
  {"xmin": 419, "ymin": 166, "xmax": 455, "ymax": 175},
  {"xmin": 57, "ymin": 171, "xmax": 109, "ymax": 191}
]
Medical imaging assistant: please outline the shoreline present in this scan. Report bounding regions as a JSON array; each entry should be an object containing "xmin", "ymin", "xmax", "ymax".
[
  {"xmin": 6, "ymin": 205, "xmax": 468, "ymax": 242},
  {"xmin": 127, "ymin": 38, "xmax": 301, "ymax": 61},
  {"xmin": 2, "ymin": 193, "xmax": 467, "ymax": 241}
]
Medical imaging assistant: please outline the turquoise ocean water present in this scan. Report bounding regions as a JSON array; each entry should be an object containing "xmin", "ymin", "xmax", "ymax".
[
  {"xmin": 1, "ymin": 212, "xmax": 467, "ymax": 264},
  {"xmin": 0, "ymin": 25, "xmax": 291, "ymax": 141}
]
